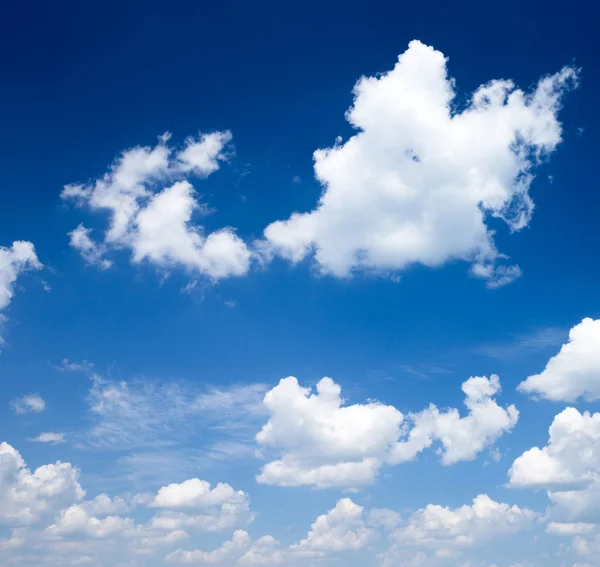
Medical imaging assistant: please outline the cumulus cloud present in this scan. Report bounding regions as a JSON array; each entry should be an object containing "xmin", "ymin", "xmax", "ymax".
[
  {"xmin": 0, "ymin": 441, "xmax": 257, "ymax": 566},
  {"xmin": 61, "ymin": 131, "xmax": 252, "ymax": 280},
  {"xmin": 148, "ymin": 478, "xmax": 254, "ymax": 533},
  {"xmin": 166, "ymin": 529, "xmax": 252, "ymax": 564},
  {"xmin": 255, "ymin": 376, "xmax": 404, "ymax": 488},
  {"xmin": 256, "ymin": 375, "xmax": 517, "ymax": 489},
  {"xmin": 291, "ymin": 498, "xmax": 375, "ymax": 554},
  {"xmin": 0, "ymin": 241, "xmax": 42, "ymax": 342},
  {"xmin": 0, "ymin": 442, "xmax": 85, "ymax": 526},
  {"xmin": 518, "ymin": 318, "xmax": 600, "ymax": 402},
  {"xmin": 45, "ymin": 504, "xmax": 134, "ymax": 539},
  {"xmin": 261, "ymin": 40, "xmax": 577, "ymax": 286},
  {"xmin": 238, "ymin": 536, "xmax": 284, "ymax": 565},
  {"xmin": 390, "ymin": 374, "xmax": 519, "ymax": 465},
  {"xmin": 394, "ymin": 494, "xmax": 537, "ymax": 551},
  {"xmin": 11, "ymin": 394, "xmax": 46, "ymax": 414},
  {"xmin": 508, "ymin": 407, "xmax": 600, "ymax": 522}
]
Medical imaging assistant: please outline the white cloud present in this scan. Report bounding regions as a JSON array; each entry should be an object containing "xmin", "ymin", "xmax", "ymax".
[
  {"xmin": 61, "ymin": 131, "xmax": 251, "ymax": 280},
  {"xmin": 518, "ymin": 318, "xmax": 600, "ymax": 402},
  {"xmin": 0, "ymin": 442, "xmax": 85, "ymax": 526},
  {"xmin": 291, "ymin": 498, "xmax": 375, "ymax": 554},
  {"xmin": 238, "ymin": 536, "xmax": 284, "ymax": 565},
  {"xmin": 166, "ymin": 529, "xmax": 252, "ymax": 564},
  {"xmin": 394, "ymin": 494, "xmax": 537, "ymax": 550},
  {"xmin": 0, "ymin": 441, "xmax": 259, "ymax": 566},
  {"xmin": 68, "ymin": 225, "xmax": 112, "ymax": 269},
  {"xmin": 45, "ymin": 504, "xmax": 134, "ymax": 539},
  {"xmin": 255, "ymin": 376, "xmax": 404, "ymax": 489},
  {"xmin": 261, "ymin": 40, "xmax": 577, "ymax": 286},
  {"xmin": 546, "ymin": 522, "xmax": 596, "ymax": 536},
  {"xmin": 11, "ymin": 393, "xmax": 46, "ymax": 414},
  {"xmin": 56, "ymin": 358, "xmax": 95, "ymax": 373},
  {"xmin": 148, "ymin": 478, "xmax": 254, "ymax": 533},
  {"xmin": 256, "ymin": 375, "xmax": 517, "ymax": 489},
  {"xmin": 30, "ymin": 432, "xmax": 66, "ymax": 444},
  {"xmin": 508, "ymin": 407, "xmax": 600, "ymax": 522},
  {"xmin": 151, "ymin": 478, "xmax": 249, "ymax": 510},
  {"xmin": 0, "ymin": 240, "xmax": 42, "ymax": 342},
  {"xmin": 390, "ymin": 375, "xmax": 519, "ymax": 465},
  {"xmin": 81, "ymin": 376, "xmax": 267, "ymax": 486}
]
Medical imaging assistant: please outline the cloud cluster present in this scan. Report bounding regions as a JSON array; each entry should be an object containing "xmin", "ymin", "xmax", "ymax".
[
  {"xmin": 62, "ymin": 132, "xmax": 252, "ymax": 279},
  {"xmin": 262, "ymin": 40, "xmax": 577, "ymax": 286},
  {"xmin": 256, "ymin": 374, "xmax": 517, "ymax": 489},
  {"xmin": 0, "ymin": 441, "xmax": 255, "ymax": 566},
  {"xmin": 395, "ymin": 494, "xmax": 537, "ymax": 551}
]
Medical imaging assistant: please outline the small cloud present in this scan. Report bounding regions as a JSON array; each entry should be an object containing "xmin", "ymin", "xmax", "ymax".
[
  {"xmin": 30, "ymin": 432, "xmax": 65, "ymax": 444},
  {"xmin": 55, "ymin": 358, "xmax": 94, "ymax": 374},
  {"xmin": 12, "ymin": 394, "xmax": 46, "ymax": 414},
  {"xmin": 577, "ymin": 126, "xmax": 584, "ymax": 136},
  {"xmin": 292, "ymin": 176, "xmax": 301, "ymax": 184},
  {"xmin": 224, "ymin": 300, "xmax": 237, "ymax": 308},
  {"xmin": 548, "ymin": 174, "xmax": 554, "ymax": 184},
  {"xmin": 40, "ymin": 279, "xmax": 51, "ymax": 292}
]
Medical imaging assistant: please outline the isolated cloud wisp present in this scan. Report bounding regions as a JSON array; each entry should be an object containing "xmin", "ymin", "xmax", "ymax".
[
  {"xmin": 262, "ymin": 40, "xmax": 578, "ymax": 286},
  {"xmin": 11, "ymin": 394, "xmax": 46, "ymax": 414}
]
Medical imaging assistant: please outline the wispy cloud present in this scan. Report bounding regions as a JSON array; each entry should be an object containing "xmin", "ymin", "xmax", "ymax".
[
  {"xmin": 30, "ymin": 432, "xmax": 66, "ymax": 444},
  {"xmin": 54, "ymin": 358, "xmax": 95, "ymax": 374},
  {"xmin": 11, "ymin": 394, "xmax": 46, "ymax": 414},
  {"xmin": 75, "ymin": 375, "xmax": 268, "ymax": 485},
  {"xmin": 472, "ymin": 326, "xmax": 567, "ymax": 360}
]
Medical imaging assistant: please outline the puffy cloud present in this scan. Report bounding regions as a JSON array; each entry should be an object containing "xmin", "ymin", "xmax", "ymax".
[
  {"xmin": 11, "ymin": 393, "xmax": 46, "ymax": 414},
  {"xmin": 518, "ymin": 318, "xmax": 600, "ymax": 402},
  {"xmin": 166, "ymin": 529, "xmax": 252, "ymax": 564},
  {"xmin": 291, "ymin": 498, "xmax": 375, "ymax": 554},
  {"xmin": 0, "ymin": 240, "xmax": 41, "ymax": 343},
  {"xmin": 238, "ymin": 536, "xmax": 284, "ymax": 565},
  {"xmin": 151, "ymin": 478, "xmax": 245, "ymax": 509},
  {"xmin": 148, "ymin": 478, "xmax": 254, "ymax": 533},
  {"xmin": 390, "ymin": 375, "xmax": 519, "ymax": 465},
  {"xmin": 262, "ymin": 40, "xmax": 577, "ymax": 286},
  {"xmin": 394, "ymin": 494, "xmax": 537, "ymax": 550},
  {"xmin": 0, "ymin": 442, "xmax": 85, "ymax": 526},
  {"xmin": 0, "ymin": 442, "xmax": 259, "ymax": 566},
  {"xmin": 45, "ymin": 504, "xmax": 134, "ymax": 539},
  {"xmin": 61, "ymin": 131, "xmax": 251, "ymax": 280},
  {"xmin": 30, "ymin": 432, "xmax": 66, "ymax": 444},
  {"xmin": 255, "ymin": 376, "xmax": 404, "ymax": 488},
  {"xmin": 508, "ymin": 407, "xmax": 600, "ymax": 522},
  {"xmin": 255, "ymin": 375, "xmax": 516, "ymax": 489}
]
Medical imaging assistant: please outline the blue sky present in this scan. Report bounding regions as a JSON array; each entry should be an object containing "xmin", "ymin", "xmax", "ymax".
[{"xmin": 1, "ymin": 1, "xmax": 599, "ymax": 565}]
